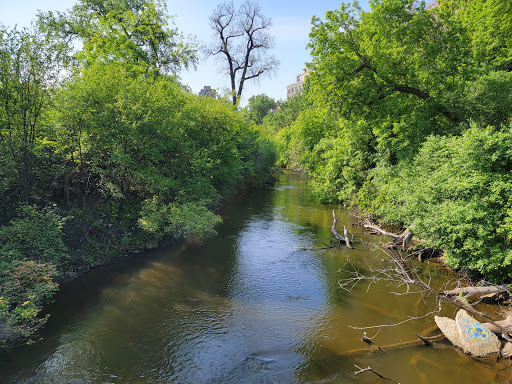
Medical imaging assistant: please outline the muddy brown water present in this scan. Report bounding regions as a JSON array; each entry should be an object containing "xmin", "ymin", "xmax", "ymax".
[{"xmin": 1, "ymin": 172, "xmax": 510, "ymax": 383}]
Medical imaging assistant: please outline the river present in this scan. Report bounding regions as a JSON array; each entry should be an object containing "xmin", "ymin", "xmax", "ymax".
[{"xmin": 1, "ymin": 171, "xmax": 509, "ymax": 383}]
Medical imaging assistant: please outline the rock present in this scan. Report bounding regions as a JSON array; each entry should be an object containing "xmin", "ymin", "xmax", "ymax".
[
  {"xmin": 145, "ymin": 239, "xmax": 158, "ymax": 249},
  {"xmin": 435, "ymin": 315, "xmax": 464, "ymax": 349},
  {"xmin": 502, "ymin": 343, "xmax": 512, "ymax": 358},
  {"xmin": 456, "ymin": 309, "xmax": 501, "ymax": 357}
]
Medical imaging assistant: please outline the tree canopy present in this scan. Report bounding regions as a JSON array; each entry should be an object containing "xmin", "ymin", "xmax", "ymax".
[
  {"xmin": 246, "ymin": 94, "xmax": 277, "ymax": 124},
  {"xmin": 38, "ymin": 0, "xmax": 198, "ymax": 75}
]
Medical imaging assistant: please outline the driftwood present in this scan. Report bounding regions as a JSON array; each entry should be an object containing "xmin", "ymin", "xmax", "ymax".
[
  {"xmin": 339, "ymin": 334, "xmax": 446, "ymax": 357},
  {"xmin": 442, "ymin": 285, "xmax": 510, "ymax": 296},
  {"xmin": 362, "ymin": 220, "xmax": 412, "ymax": 250},
  {"xmin": 363, "ymin": 220, "xmax": 399, "ymax": 238},
  {"xmin": 384, "ymin": 228, "xmax": 413, "ymax": 251},
  {"xmin": 362, "ymin": 335, "xmax": 385, "ymax": 352},
  {"xmin": 482, "ymin": 317, "xmax": 512, "ymax": 334},
  {"xmin": 331, "ymin": 210, "xmax": 352, "ymax": 248},
  {"xmin": 354, "ymin": 365, "xmax": 399, "ymax": 383},
  {"xmin": 339, "ymin": 246, "xmax": 512, "ymax": 342}
]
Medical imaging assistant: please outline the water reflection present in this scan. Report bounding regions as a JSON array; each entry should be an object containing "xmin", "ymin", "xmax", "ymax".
[{"xmin": 1, "ymin": 172, "xmax": 510, "ymax": 383}]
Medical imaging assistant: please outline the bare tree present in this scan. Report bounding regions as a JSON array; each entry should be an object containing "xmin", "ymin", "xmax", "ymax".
[{"xmin": 208, "ymin": 0, "xmax": 279, "ymax": 106}]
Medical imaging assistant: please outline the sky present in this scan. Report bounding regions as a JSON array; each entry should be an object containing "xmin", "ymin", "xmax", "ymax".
[{"xmin": 1, "ymin": 0, "xmax": 370, "ymax": 105}]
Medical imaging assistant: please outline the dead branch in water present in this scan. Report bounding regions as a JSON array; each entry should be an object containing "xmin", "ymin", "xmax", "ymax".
[
  {"xmin": 331, "ymin": 210, "xmax": 352, "ymax": 248},
  {"xmin": 354, "ymin": 365, "xmax": 400, "ymax": 383},
  {"xmin": 363, "ymin": 220, "xmax": 399, "ymax": 238},
  {"xmin": 362, "ymin": 220, "xmax": 413, "ymax": 250},
  {"xmin": 442, "ymin": 285, "xmax": 510, "ymax": 296},
  {"xmin": 339, "ymin": 244, "xmax": 512, "ymax": 342},
  {"xmin": 339, "ymin": 334, "xmax": 446, "ymax": 357}
]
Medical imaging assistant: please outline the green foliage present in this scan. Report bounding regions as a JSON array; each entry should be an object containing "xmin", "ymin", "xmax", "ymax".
[
  {"xmin": 309, "ymin": 119, "xmax": 375, "ymax": 203},
  {"xmin": 246, "ymin": 94, "xmax": 277, "ymax": 125},
  {"xmin": 464, "ymin": 71, "xmax": 512, "ymax": 128},
  {"xmin": 269, "ymin": 0, "xmax": 512, "ymax": 283},
  {"xmin": 0, "ymin": 0, "xmax": 278, "ymax": 348},
  {"xmin": 139, "ymin": 198, "xmax": 222, "ymax": 244},
  {"xmin": 442, "ymin": 0, "xmax": 512, "ymax": 70},
  {"xmin": 0, "ymin": 25, "xmax": 68, "ymax": 204},
  {"xmin": 377, "ymin": 125, "xmax": 512, "ymax": 281},
  {"xmin": 263, "ymin": 93, "xmax": 307, "ymax": 135},
  {"xmin": 0, "ymin": 206, "xmax": 69, "ymax": 266},
  {"xmin": 0, "ymin": 260, "xmax": 58, "ymax": 347},
  {"xmin": 38, "ymin": 0, "xmax": 198, "ymax": 76}
]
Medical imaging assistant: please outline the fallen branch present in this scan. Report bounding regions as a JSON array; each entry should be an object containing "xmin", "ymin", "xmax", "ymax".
[
  {"xmin": 442, "ymin": 285, "xmax": 510, "ymax": 296},
  {"xmin": 384, "ymin": 228, "xmax": 413, "ymax": 251},
  {"xmin": 354, "ymin": 365, "xmax": 400, "ymax": 383},
  {"xmin": 362, "ymin": 220, "xmax": 413, "ymax": 250},
  {"xmin": 482, "ymin": 317, "xmax": 512, "ymax": 334},
  {"xmin": 363, "ymin": 220, "xmax": 400, "ymax": 238},
  {"xmin": 339, "ymin": 334, "xmax": 445, "ymax": 357},
  {"xmin": 339, "ymin": 245, "xmax": 512, "ymax": 342},
  {"xmin": 414, "ymin": 332, "xmax": 433, "ymax": 346},
  {"xmin": 331, "ymin": 210, "xmax": 352, "ymax": 248},
  {"xmin": 344, "ymin": 225, "xmax": 353, "ymax": 249},
  {"xmin": 362, "ymin": 335, "xmax": 385, "ymax": 352}
]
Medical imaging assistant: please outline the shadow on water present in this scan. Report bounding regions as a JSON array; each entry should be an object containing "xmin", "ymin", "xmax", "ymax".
[{"xmin": 1, "ymin": 171, "xmax": 511, "ymax": 383}]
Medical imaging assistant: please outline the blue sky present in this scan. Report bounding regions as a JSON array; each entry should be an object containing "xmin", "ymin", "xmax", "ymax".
[{"xmin": 1, "ymin": 0, "xmax": 370, "ymax": 104}]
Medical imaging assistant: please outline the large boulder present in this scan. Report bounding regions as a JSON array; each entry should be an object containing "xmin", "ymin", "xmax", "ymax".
[
  {"xmin": 456, "ymin": 309, "xmax": 501, "ymax": 357},
  {"xmin": 435, "ymin": 315, "xmax": 464, "ymax": 349}
]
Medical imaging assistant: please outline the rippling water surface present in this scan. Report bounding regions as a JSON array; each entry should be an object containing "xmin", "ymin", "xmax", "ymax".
[{"xmin": 1, "ymin": 172, "xmax": 510, "ymax": 383}]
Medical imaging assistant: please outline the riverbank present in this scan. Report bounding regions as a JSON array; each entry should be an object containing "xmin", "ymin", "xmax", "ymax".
[{"xmin": 2, "ymin": 171, "xmax": 509, "ymax": 384}]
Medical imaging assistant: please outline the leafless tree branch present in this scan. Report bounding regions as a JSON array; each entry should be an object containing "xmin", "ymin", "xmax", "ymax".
[
  {"xmin": 339, "ymin": 243, "xmax": 512, "ymax": 341},
  {"xmin": 207, "ymin": 0, "xmax": 278, "ymax": 106}
]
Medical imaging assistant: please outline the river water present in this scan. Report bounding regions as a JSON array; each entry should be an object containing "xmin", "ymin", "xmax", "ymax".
[{"xmin": 1, "ymin": 172, "xmax": 510, "ymax": 383}]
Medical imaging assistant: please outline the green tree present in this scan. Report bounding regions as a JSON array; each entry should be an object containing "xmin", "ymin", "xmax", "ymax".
[
  {"xmin": 378, "ymin": 125, "xmax": 512, "ymax": 281},
  {"xmin": 247, "ymin": 94, "xmax": 277, "ymax": 124},
  {"xmin": 0, "ymin": 260, "xmax": 58, "ymax": 347},
  {"xmin": 442, "ymin": 0, "xmax": 512, "ymax": 70},
  {"xmin": 0, "ymin": 25, "xmax": 68, "ymax": 204},
  {"xmin": 38, "ymin": 0, "xmax": 198, "ymax": 76}
]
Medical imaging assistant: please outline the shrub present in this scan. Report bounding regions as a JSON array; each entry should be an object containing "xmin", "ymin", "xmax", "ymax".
[
  {"xmin": 139, "ymin": 198, "xmax": 222, "ymax": 244},
  {"xmin": 0, "ymin": 260, "xmax": 59, "ymax": 347},
  {"xmin": 0, "ymin": 205, "xmax": 69, "ymax": 266},
  {"xmin": 378, "ymin": 124, "xmax": 512, "ymax": 281}
]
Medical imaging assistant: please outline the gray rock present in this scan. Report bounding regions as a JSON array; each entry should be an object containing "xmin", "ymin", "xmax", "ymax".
[
  {"xmin": 456, "ymin": 309, "xmax": 501, "ymax": 357},
  {"xmin": 435, "ymin": 315, "xmax": 464, "ymax": 349},
  {"xmin": 502, "ymin": 342, "xmax": 512, "ymax": 358}
]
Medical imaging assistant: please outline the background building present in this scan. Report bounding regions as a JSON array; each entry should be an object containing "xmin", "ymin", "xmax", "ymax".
[
  {"xmin": 198, "ymin": 86, "xmax": 217, "ymax": 98},
  {"xmin": 286, "ymin": 72, "xmax": 308, "ymax": 99}
]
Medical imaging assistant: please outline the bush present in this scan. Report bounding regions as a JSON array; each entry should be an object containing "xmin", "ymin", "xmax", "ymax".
[
  {"xmin": 0, "ymin": 205, "xmax": 69, "ymax": 266},
  {"xmin": 0, "ymin": 260, "xmax": 59, "ymax": 347},
  {"xmin": 139, "ymin": 198, "xmax": 223, "ymax": 244},
  {"xmin": 378, "ymin": 124, "xmax": 512, "ymax": 281}
]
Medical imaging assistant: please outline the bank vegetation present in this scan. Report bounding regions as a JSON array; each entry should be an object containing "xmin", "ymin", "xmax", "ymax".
[
  {"xmin": 0, "ymin": 0, "xmax": 277, "ymax": 347},
  {"xmin": 265, "ymin": 0, "xmax": 512, "ymax": 283}
]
